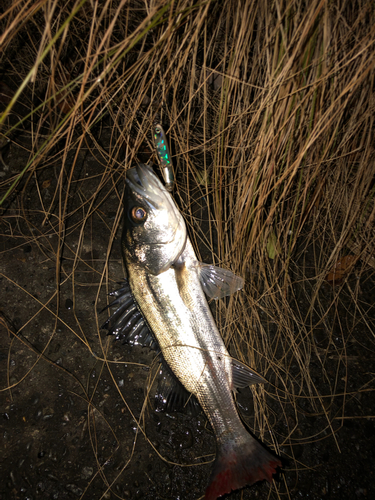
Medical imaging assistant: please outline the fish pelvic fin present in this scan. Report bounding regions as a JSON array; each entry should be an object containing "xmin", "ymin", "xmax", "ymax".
[{"xmin": 205, "ymin": 434, "xmax": 281, "ymax": 500}]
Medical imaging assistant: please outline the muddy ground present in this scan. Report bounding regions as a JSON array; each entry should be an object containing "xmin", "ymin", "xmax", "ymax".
[{"xmin": 1, "ymin": 130, "xmax": 375, "ymax": 500}]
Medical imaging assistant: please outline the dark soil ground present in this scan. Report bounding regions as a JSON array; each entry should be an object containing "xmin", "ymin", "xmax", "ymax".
[{"xmin": 1, "ymin": 129, "xmax": 375, "ymax": 500}]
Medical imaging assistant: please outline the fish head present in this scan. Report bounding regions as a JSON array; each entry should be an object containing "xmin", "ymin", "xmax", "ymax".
[{"xmin": 122, "ymin": 164, "xmax": 187, "ymax": 275}]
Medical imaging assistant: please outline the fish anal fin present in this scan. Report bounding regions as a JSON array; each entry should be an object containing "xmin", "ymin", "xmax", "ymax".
[
  {"xmin": 197, "ymin": 263, "xmax": 244, "ymax": 300},
  {"xmin": 231, "ymin": 358, "xmax": 266, "ymax": 388},
  {"xmin": 205, "ymin": 435, "xmax": 281, "ymax": 500}
]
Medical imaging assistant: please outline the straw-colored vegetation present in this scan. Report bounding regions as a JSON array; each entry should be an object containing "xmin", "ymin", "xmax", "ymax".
[{"xmin": 1, "ymin": 0, "xmax": 374, "ymax": 498}]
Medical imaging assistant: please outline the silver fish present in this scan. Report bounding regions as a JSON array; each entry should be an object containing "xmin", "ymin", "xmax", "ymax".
[{"xmin": 104, "ymin": 164, "xmax": 281, "ymax": 499}]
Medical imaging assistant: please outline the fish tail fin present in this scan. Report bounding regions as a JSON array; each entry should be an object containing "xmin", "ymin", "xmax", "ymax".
[{"xmin": 205, "ymin": 433, "xmax": 281, "ymax": 500}]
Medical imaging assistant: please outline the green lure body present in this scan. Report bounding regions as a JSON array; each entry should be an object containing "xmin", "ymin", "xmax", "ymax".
[{"xmin": 154, "ymin": 123, "xmax": 174, "ymax": 191}]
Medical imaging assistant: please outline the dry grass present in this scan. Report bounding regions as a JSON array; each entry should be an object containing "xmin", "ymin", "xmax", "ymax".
[{"xmin": 1, "ymin": 0, "xmax": 375, "ymax": 498}]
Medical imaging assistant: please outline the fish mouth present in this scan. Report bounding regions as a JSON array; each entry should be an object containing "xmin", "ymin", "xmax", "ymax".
[{"xmin": 125, "ymin": 164, "xmax": 166, "ymax": 210}]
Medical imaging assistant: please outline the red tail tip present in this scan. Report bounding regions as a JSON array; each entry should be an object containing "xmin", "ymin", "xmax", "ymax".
[{"xmin": 205, "ymin": 449, "xmax": 281, "ymax": 500}]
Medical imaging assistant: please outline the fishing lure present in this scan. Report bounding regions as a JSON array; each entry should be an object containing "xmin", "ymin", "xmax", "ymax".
[{"xmin": 153, "ymin": 123, "xmax": 174, "ymax": 191}]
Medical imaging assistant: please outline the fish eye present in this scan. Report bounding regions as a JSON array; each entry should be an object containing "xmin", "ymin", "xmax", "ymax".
[{"xmin": 131, "ymin": 206, "xmax": 147, "ymax": 223}]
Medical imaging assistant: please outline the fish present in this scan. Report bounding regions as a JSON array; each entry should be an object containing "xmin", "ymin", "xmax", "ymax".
[{"xmin": 102, "ymin": 163, "xmax": 281, "ymax": 499}]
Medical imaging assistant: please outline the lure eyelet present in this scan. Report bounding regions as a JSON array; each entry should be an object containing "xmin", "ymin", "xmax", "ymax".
[{"xmin": 131, "ymin": 206, "xmax": 147, "ymax": 223}]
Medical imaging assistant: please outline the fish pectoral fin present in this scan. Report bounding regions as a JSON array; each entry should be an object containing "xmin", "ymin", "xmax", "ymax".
[
  {"xmin": 155, "ymin": 361, "xmax": 200, "ymax": 415},
  {"xmin": 197, "ymin": 263, "xmax": 244, "ymax": 299},
  {"xmin": 231, "ymin": 358, "xmax": 266, "ymax": 388}
]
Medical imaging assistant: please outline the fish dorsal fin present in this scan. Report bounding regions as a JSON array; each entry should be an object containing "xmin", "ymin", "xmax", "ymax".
[
  {"xmin": 231, "ymin": 358, "xmax": 266, "ymax": 388},
  {"xmin": 197, "ymin": 263, "xmax": 244, "ymax": 300},
  {"xmin": 101, "ymin": 280, "xmax": 158, "ymax": 350},
  {"xmin": 155, "ymin": 361, "xmax": 200, "ymax": 415},
  {"xmin": 101, "ymin": 282, "xmax": 199, "ymax": 414}
]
